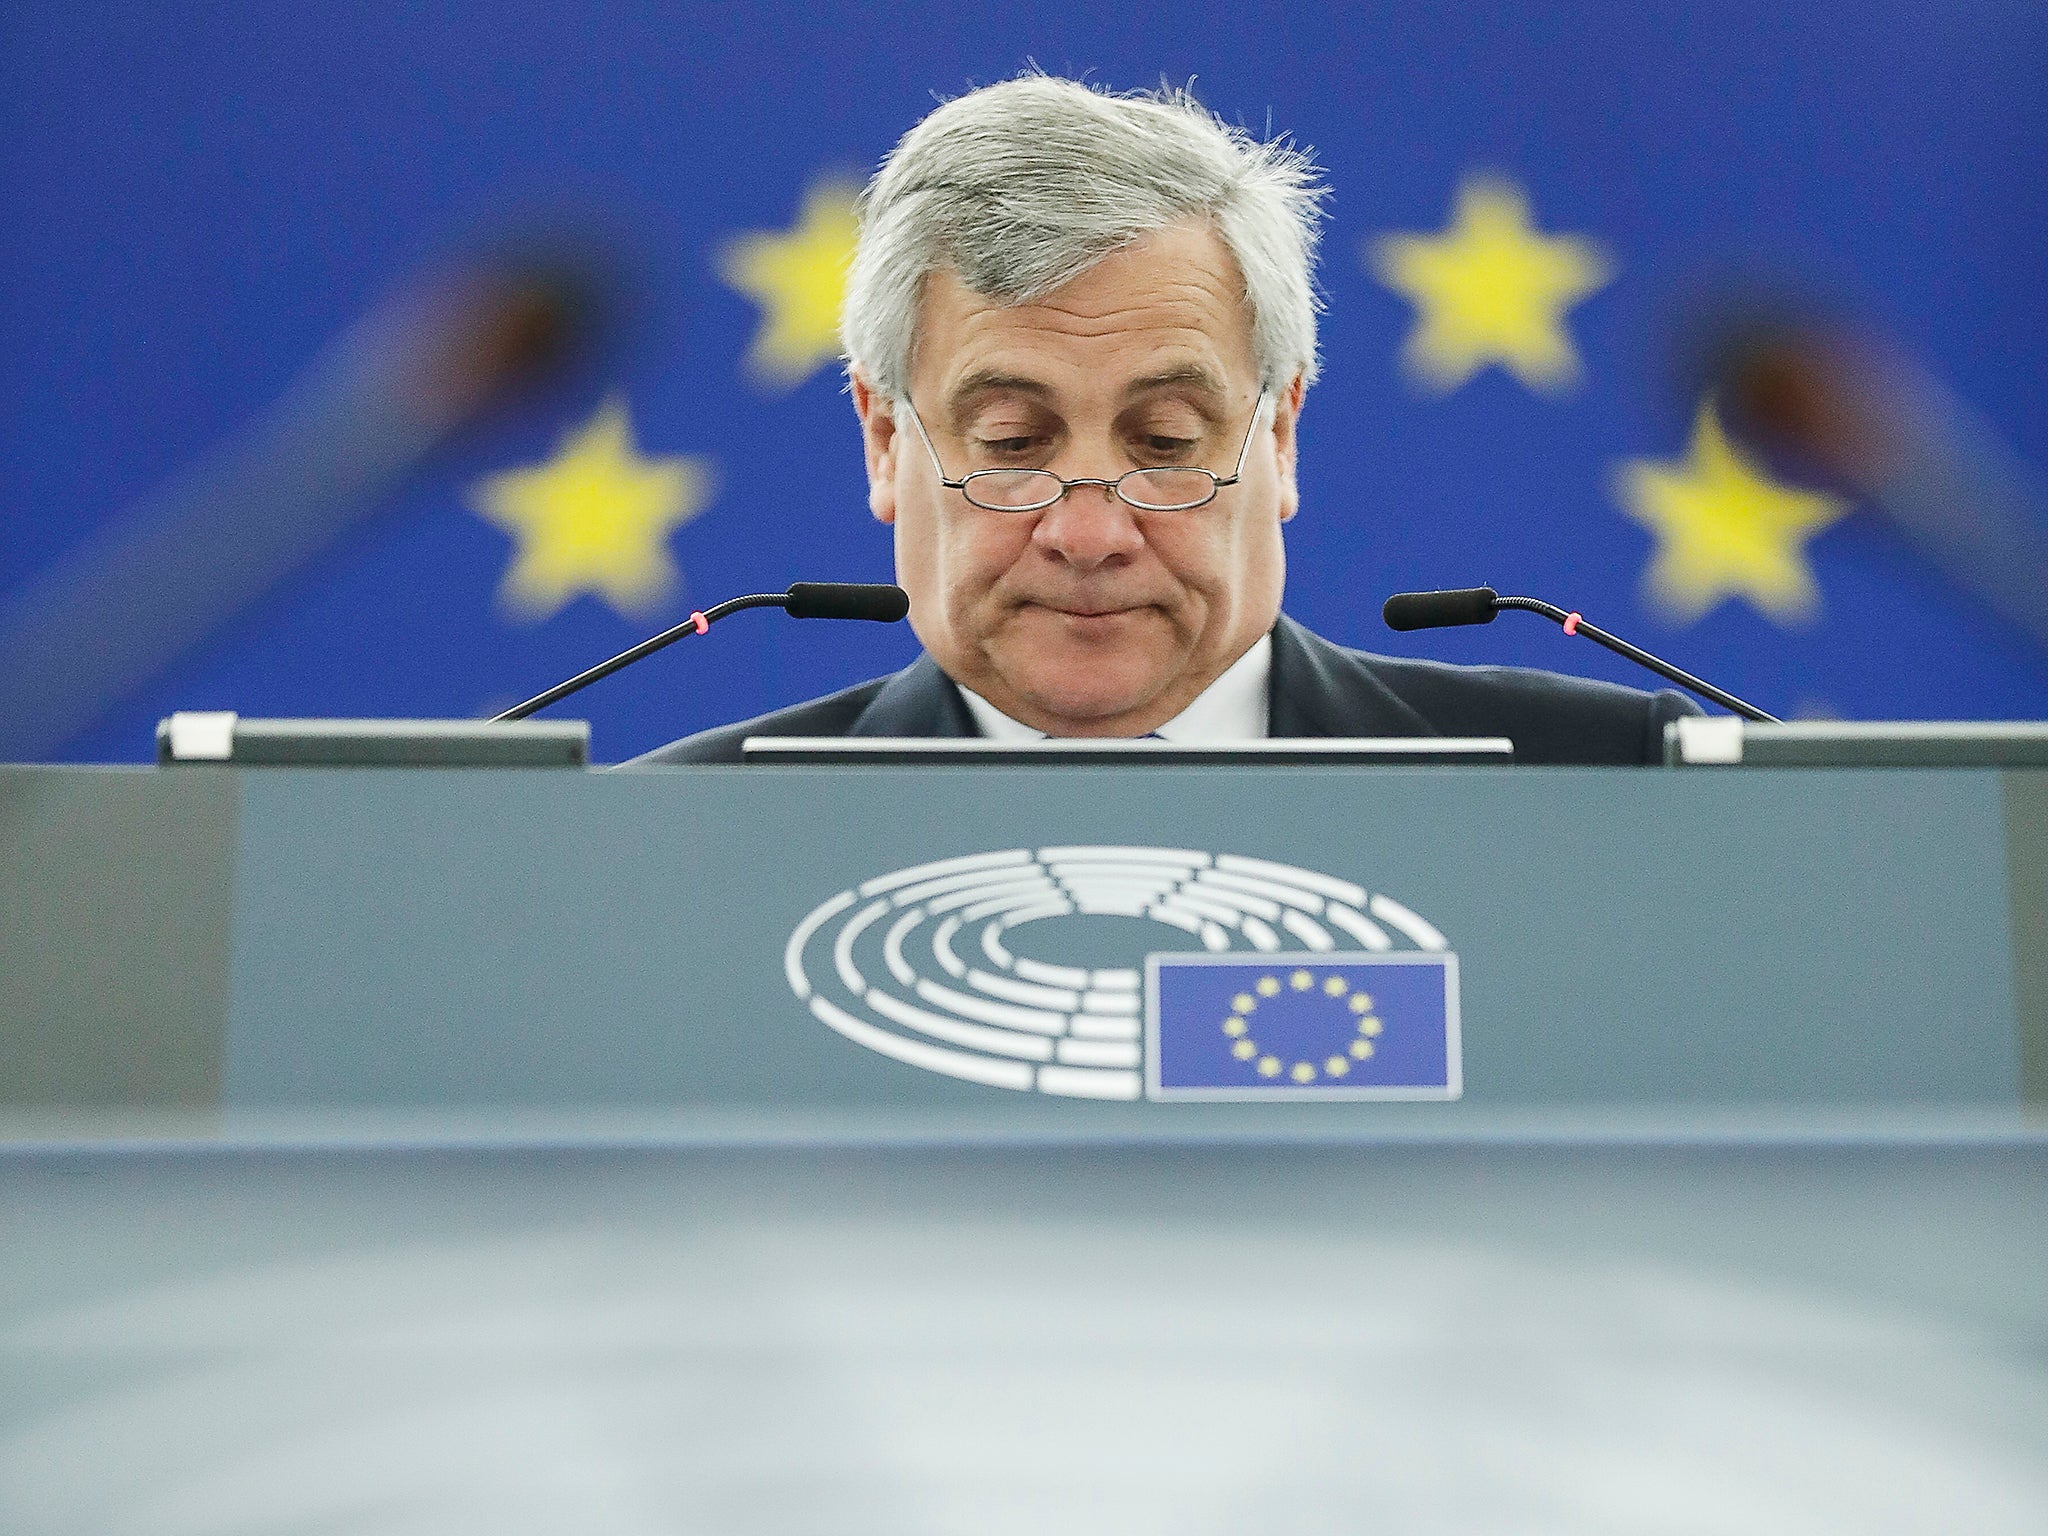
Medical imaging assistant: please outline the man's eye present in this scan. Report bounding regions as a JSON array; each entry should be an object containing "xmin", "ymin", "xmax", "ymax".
[
  {"xmin": 976, "ymin": 436, "xmax": 1038, "ymax": 457},
  {"xmin": 1141, "ymin": 436, "xmax": 1199, "ymax": 459}
]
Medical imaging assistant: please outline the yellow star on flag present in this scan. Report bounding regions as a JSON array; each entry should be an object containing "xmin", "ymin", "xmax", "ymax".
[
  {"xmin": 1370, "ymin": 176, "xmax": 1614, "ymax": 395},
  {"xmin": 470, "ymin": 397, "xmax": 713, "ymax": 621},
  {"xmin": 719, "ymin": 179, "xmax": 860, "ymax": 390},
  {"xmin": 1614, "ymin": 399, "xmax": 1852, "ymax": 625}
]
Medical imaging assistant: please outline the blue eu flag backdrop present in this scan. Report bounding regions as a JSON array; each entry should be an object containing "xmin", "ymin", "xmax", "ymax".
[
  {"xmin": 1, "ymin": 2, "xmax": 2044, "ymax": 761},
  {"xmin": 1148, "ymin": 954, "xmax": 1461, "ymax": 1100}
]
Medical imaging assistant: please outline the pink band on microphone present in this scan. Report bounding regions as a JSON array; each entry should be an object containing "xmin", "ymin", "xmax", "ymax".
[
  {"xmin": 689, "ymin": 611, "xmax": 708, "ymax": 635},
  {"xmin": 1562, "ymin": 611, "xmax": 1582, "ymax": 636}
]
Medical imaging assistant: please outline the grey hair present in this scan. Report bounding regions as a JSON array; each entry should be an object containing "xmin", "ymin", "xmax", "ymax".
[{"xmin": 842, "ymin": 75, "xmax": 1327, "ymax": 398}]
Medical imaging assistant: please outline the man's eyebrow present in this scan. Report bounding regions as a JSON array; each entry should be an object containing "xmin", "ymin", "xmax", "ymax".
[
  {"xmin": 945, "ymin": 371, "xmax": 1054, "ymax": 417},
  {"xmin": 1123, "ymin": 365, "xmax": 1228, "ymax": 400},
  {"xmin": 941, "ymin": 364, "xmax": 1229, "ymax": 422}
]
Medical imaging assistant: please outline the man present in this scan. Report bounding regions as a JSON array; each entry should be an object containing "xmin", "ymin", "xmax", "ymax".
[{"xmin": 635, "ymin": 76, "xmax": 1697, "ymax": 766}]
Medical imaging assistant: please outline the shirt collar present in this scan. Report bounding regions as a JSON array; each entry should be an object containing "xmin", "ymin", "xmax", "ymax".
[{"xmin": 958, "ymin": 632, "xmax": 1273, "ymax": 743}]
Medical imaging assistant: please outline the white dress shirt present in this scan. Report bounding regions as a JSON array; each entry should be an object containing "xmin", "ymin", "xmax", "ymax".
[{"xmin": 958, "ymin": 633, "xmax": 1273, "ymax": 743}]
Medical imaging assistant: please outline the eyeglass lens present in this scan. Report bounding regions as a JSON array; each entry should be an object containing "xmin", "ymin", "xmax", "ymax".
[{"xmin": 962, "ymin": 468, "xmax": 1218, "ymax": 513}]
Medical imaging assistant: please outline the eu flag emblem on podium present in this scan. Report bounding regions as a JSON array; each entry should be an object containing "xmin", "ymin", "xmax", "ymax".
[{"xmin": 1145, "ymin": 955, "xmax": 1461, "ymax": 1101}]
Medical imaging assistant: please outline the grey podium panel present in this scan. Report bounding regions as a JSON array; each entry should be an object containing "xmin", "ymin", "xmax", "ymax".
[
  {"xmin": 5, "ymin": 764, "xmax": 2043, "ymax": 1143},
  {"xmin": 2007, "ymin": 772, "xmax": 2048, "ymax": 1100},
  {"xmin": 208, "ymin": 766, "xmax": 2029, "ymax": 1135},
  {"xmin": 0, "ymin": 767, "xmax": 235, "ymax": 1111}
]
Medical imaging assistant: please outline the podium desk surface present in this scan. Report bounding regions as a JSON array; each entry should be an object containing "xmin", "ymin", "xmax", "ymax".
[{"xmin": 3, "ymin": 1138, "xmax": 2047, "ymax": 1533}]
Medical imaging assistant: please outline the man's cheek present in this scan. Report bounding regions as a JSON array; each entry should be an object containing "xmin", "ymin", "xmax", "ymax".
[{"xmin": 953, "ymin": 530, "xmax": 1025, "ymax": 599}]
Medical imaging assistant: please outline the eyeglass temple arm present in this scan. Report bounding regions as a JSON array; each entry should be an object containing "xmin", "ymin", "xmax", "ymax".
[
  {"xmin": 895, "ymin": 399, "xmax": 970, "ymax": 489},
  {"xmin": 1216, "ymin": 387, "xmax": 1271, "ymax": 486}
]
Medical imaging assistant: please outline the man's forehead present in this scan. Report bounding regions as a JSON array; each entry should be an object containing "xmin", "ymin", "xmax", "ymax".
[{"xmin": 910, "ymin": 222, "xmax": 1258, "ymax": 409}]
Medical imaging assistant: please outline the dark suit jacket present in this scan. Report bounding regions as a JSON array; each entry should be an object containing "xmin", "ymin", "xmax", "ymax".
[{"xmin": 623, "ymin": 613, "xmax": 1700, "ymax": 766}]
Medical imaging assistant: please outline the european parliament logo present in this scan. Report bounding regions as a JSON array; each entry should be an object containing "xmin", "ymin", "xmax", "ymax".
[
  {"xmin": 786, "ymin": 846, "xmax": 1463, "ymax": 1103},
  {"xmin": 1146, "ymin": 954, "xmax": 1460, "ymax": 1100}
]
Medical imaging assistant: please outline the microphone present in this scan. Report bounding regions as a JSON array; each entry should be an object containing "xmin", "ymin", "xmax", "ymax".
[
  {"xmin": 0, "ymin": 249, "xmax": 615, "ymax": 762},
  {"xmin": 784, "ymin": 581, "xmax": 912, "ymax": 622},
  {"xmin": 1701, "ymin": 308, "xmax": 2048, "ymax": 660},
  {"xmin": 1381, "ymin": 586, "xmax": 1780, "ymax": 723},
  {"xmin": 1383, "ymin": 587, "xmax": 1501, "ymax": 631},
  {"xmin": 492, "ymin": 582, "xmax": 909, "ymax": 721}
]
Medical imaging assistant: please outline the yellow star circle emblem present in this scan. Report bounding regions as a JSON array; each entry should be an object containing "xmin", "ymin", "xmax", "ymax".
[
  {"xmin": 1614, "ymin": 399, "xmax": 1852, "ymax": 625},
  {"xmin": 1370, "ymin": 175, "xmax": 1614, "ymax": 395},
  {"xmin": 1223, "ymin": 970, "xmax": 1384, "ymax": 1085},
  {"xmin": 470, "ymin": 397, "xmax": 713, "ymax": 621},
  {"xmin": 719, "ymin": 179, "xmax": 860, "ymax": 391}
]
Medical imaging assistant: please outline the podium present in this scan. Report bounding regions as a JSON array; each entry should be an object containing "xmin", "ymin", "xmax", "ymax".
[{"xmin": 4, "ymin": 761, "xmax": 2046, "ymax": 1529}]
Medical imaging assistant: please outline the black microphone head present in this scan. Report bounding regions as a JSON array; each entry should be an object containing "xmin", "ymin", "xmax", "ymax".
[
  {"xmin": 1382, "ymin": 587, "xmax": 1501, "ymax": 631},
  {"xmin": 784, "ymin": 582, "xmax": 911, "ymax": 623}
]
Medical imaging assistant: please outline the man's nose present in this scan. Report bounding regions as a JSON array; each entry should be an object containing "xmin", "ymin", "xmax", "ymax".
[{"xmin": 1031, "ymin": 478, "xmax": 1144, "ymax": 568}]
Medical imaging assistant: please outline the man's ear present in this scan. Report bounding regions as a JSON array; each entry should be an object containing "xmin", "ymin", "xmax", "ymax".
[
  {"xmin": 850, "ymin": 370, "xmax": 899, "ymax": 526},
  {"xmin": 1272, "ymin": 373, "xmax": 1307, "ymax": 523}
]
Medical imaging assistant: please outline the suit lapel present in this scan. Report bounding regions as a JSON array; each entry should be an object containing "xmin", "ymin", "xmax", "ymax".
[
  {"xmin": 848, "ymin": 653, "xmax": 979, "ymax": 738},
  {"xmin": 1268, "ymin": 614, "xmax": 1437, "ymax": 738}
]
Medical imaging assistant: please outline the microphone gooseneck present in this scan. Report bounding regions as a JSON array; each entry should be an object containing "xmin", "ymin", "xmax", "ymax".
[
  {"xmin": 491, "ymin": 582, "xmax": 910, "ymax": 721},
  {"xmin": 1381, "ymin": 586, "xmax": 1780, "ymax": 723}
]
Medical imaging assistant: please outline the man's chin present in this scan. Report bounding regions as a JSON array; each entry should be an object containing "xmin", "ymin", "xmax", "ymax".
[
  {"xmin": 983, "ymin": 663, "xmax": 1177, "ymax": 736},
  {"xmin": 970, "ymin": 609, "xmax": 1190, "ymax": 732}
]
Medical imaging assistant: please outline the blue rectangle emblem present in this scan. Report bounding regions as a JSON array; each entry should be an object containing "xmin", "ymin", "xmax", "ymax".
[{"xmin": 1146, "ymin": 953, "xmax": 1461, "ymax": 1100}]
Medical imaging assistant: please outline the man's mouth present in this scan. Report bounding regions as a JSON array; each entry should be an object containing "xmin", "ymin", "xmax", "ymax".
[{"xmin": 1026, "ymin": 600, "xmax": 1147, "ymax": 619}]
